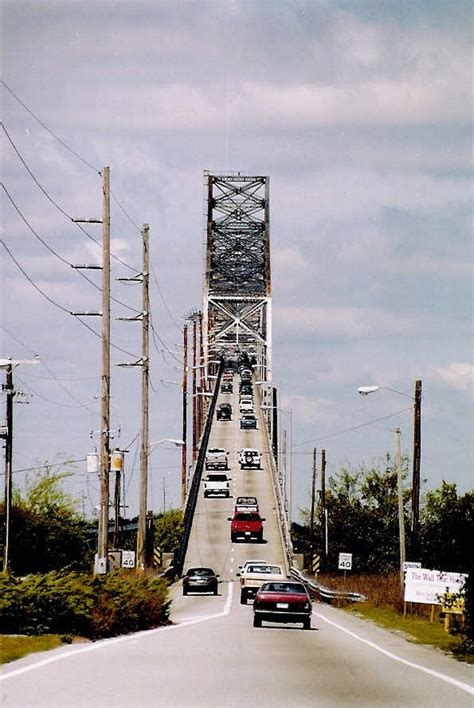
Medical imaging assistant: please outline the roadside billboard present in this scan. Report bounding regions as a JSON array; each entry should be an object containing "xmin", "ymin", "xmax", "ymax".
[{"xmin": 404, "ymin": 568, "xmax": 467, "ymax": 605}]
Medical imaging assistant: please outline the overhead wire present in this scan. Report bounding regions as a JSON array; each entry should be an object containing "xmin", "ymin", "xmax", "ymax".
[
  {"xmin": 1, "ymin": 240, "xmax": 140, "ymax": 359},
  {"xmin": 1, "ymin": 123, "xmax": 140, "ymax": 279},
  {"xmin": 291, "ymin": 407, "xmax": 413, "ymax": 448}
]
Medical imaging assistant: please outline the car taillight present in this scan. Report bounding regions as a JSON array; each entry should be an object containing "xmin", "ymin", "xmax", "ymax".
[{"xmin": 304, "ymin": 602, "xmax": 311, "ymax": 610}]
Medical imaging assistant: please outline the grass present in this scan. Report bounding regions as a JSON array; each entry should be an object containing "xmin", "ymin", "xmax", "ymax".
[
  {"xmin": 316, "ymin": 573, "xmax": 474, "ymax": 663},
  {"xmin": 1, "ymin": 634, "xmax": 77, "ymax": 664}
]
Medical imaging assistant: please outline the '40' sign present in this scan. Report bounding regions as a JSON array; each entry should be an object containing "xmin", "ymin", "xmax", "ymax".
[{"xmin": 338, "ymin": 553, "xmax": 352, "ymax": 570}]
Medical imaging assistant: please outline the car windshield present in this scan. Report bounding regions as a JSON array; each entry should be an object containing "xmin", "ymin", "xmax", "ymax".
[
  {"xmin": 236, "ymin": 497, "xmax": 257, "ymax": 504},
  {"xmin": 247, "ymin": 565, "xmax": 282, "ymax": 574},
  {"xmin": 208, "ymin": 449, "xmax": 225, "ymax": 454},
  {"xmin": 235, "ymin": 513, "xmax": 259, "ymax": 521},
  {"xmin": 207, "ymin": 474, "xmax": 228, "ymax": 481},
  {"xmin": 260, "ymin": 582, "xmax": 307, "ymax": 594},
  {"xmin": 187, "ymin": 568, "xmax": 214, "ymax": 576}
]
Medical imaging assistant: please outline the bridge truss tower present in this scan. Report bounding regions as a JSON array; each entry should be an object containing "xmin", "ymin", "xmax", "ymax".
[{"xmin": 203, "ymin": 172, "xmax": 272, "ymax": 382}]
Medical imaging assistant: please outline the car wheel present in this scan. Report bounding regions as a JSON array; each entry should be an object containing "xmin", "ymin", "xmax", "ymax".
[
  {"xmin": 213, "ymin": 586, "xmax": 218, "ymax": 596},
  {"xmin": 303, "ymin": 617, "xmax": 311, "ymax": 630},
  {"xmin": 183, "ymin": 588, "xmax": 188, "ymax": 596},
  {"xmin": 231, "ymin": 533, "xmax": 237, "ymax": 542},
  {"xmin": 240, "ymin": 590, "xmax": 247, "ymax": 605},
  {"xmin": 253, "ymin": 615, "xmax": 262, "ymax": 628}
]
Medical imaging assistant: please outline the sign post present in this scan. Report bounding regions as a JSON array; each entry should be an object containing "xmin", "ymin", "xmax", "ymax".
[{"xmin": 338, "ymin": 552, "xmax": 352, "ymax": 583}]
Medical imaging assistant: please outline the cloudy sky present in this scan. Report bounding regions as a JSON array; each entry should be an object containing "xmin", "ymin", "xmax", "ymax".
[{"xmin": 1, "ymin": 0, "xmax": 472, "ymax": 521}]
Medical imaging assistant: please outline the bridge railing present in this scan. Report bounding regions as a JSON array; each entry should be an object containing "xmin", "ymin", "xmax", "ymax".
[
  {"xmin": 256, "ymin": 383, "xmax": 294, "ymax": 575},
  {"xmin": 173, "ymin": 361, "xmax": 224, "ymax": 578}
]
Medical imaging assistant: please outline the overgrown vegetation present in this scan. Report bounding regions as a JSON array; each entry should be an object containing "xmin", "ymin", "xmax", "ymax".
[
  {"xmin": 294, "ymin": 460, "xmax": 473, "ymax": 659},
  {"xmin": 1, "ymin": 635, "xmax": 67, "ymax": 664},
  {"xmin": 0, "ymin": 570, "xmax": 170, "ymax": 640},
  {"xmin": 3, "ymin": 463, "xmax": 94, "ymax": 574}
]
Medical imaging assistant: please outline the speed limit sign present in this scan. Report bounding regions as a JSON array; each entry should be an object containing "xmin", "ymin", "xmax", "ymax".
[{"xmin": 338, "ymin": 552, "xmax": 352, "ymax": 570}]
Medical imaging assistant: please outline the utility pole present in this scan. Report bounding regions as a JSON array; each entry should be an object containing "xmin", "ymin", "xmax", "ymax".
[
  {"xmin": 321, "ymin": 448, "xmax": 327, "ymax": 561},
  {"xmin": 411, "ymin": 379, "xmax": 422, "ymax": 560},
  {"xmin": 395, "ymin": 427, "xmax": 406, "ymax": 589},
  {"xmin": 192, "ymin": 316, "xmax": 197, "ymax": 459},
  {"xmin": 138, "ymin": 224, "xmax": 150, "ymax": 571},
  {"xmin": 2, "ymin": 363, "xmax": 13, "ymax": 574},
  {"xmin": 198, "ymin": 312, "xmax": 204, "ymax": 440},
  {"xmin": 113, "ymin": 454, "xmax": 121, "ymax": 548},
  {"xmin": 310, "ymin": 447, "xmax": 317, "ymax": 556},
  {"xmin": 181, "ymin": 322, "xmax": 188, "ymax": 505},
  {"xmin": 282, "ymin": 429, "xmax": 288, "ymax": 515},
  {"xmin": 98, "ymin": 166, "xmax": 111, "ymax": 573}
]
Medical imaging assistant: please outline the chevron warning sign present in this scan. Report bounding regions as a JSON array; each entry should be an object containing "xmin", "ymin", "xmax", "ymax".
[
  {"xmin": 312, "ymin": 554, "xmax": 321, "ymax": 575},
  {"xmin": 153, "ymin": 546, "xmax": 162, "ymax": 568}
]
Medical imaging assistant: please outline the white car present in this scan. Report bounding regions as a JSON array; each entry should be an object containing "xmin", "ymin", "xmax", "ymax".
[
  {"xmin": 239, "ymin": 448, "xmax": 262, "ymax": 469},
  {"xmin": 238, "ymin": 559, "xmax": 267, "ymax": 572},
  {"xmin": 240, "ymin": 400, "xmax": 254, "ymax": 413},
  {"xmin": 238, "ymin": 563, "xmax": 285, "ymax": 604}
]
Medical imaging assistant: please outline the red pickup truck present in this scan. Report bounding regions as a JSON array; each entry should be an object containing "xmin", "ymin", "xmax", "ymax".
[{"xmin": 229, "ymin": 511, "xmax": 265, "ymax": 542}]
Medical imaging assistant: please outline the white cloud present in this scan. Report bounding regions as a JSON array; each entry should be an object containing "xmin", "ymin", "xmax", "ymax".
[
  {"xmin": 275, "ymin": 305, "xmax": 419, "ymax": 339},
  {"xmin": 434, "ymin": 362, "xmax": 473, "ymax": 392},
  {"xmin": 272, "ymin": 247, "xmax": 307, "ymax": 273}
]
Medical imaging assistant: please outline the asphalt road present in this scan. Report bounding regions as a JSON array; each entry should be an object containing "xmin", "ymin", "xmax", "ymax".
[{"xmin": 2, "ymin": 384, "xmax": 473, "ymax": 706}]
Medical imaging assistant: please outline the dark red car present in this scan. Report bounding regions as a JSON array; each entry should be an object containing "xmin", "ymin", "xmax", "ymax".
[
  {"xmin": 253, "ymin": 581, "xmax": 312, "ymax": 629},
  {"xmin": 229, "ymin": 511, "xmax": 265, "ymax": 542}
]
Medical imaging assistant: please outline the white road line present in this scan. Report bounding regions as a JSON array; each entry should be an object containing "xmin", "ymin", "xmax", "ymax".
[
  {"xmin": 1, "ymin": 582, "xmax": 234, "ymax": 682},
  {"xmin": 314, "ymin": 611, "xmax": 474, "ymax": 696}
]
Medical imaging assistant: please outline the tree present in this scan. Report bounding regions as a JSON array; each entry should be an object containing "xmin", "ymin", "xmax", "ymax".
[
  {"xmin": 420, "ymin": 482, "xmax": 473, "ymax": 573},
  {"xmin": 5, "ymin": 463, "xmax": 92, "ymax": 574},
  {"xmin": 153, "ymin": 508, "xmax": 184, "ymax": 553}
]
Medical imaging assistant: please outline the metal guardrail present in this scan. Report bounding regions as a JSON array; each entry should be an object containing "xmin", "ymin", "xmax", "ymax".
[
  {"xmin": 256, "ymin": 385, "xmax": 293, "ymax": 575},
  {"xmin": 290, "ymin": 567, "xmax": 366, "ymax": 603},
  {"xmin": 173, "ymin": 361, "xmax": 224, "ymax": 578}
]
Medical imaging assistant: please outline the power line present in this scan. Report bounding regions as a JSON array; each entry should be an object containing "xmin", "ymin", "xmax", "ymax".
[
  {"xmin": 110, "ymin": 189, "xmax": 142, "ymax": 233},
  {"xmin": 1, "ymin": 239, "xmax": 140, "ymax": 359},
  {"xmin": 15, "ymin": 373, "xmax": 99, "ymax": 412},
  {"xmin": 292, "ymin": 407, "xmax": 413, "ymax": 448},
  {"xmin": 150, "ymin": 263, "xmax": 182, "ymax": 332},
  {"xmin": 1, "ymin": 80, "xmax": 99, "ymax": 174},
  {"xmin": 2, "ymin": 181, "xmax": 137, "ymax": 314},
  {"xmin": 1, "ymin": 122, "xmax": 139, "ymax": 274}
]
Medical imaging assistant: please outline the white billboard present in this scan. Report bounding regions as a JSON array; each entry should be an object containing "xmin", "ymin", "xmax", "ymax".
[{"xmin": 404, "ymin": 568, "xmax": 467, "ymax": 605}]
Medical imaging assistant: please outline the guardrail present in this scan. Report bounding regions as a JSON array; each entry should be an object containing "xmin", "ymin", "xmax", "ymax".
[
  {"xmin": 290, "ymin": 567, "xmax": 367, "ymax": 603},
  {"xmin": 256, "ymin": 384, "xmax": 293, "ymax": 575},
  {"xmin": 173, "ymin": 361, "xmax": 224, "ymax": 578}
]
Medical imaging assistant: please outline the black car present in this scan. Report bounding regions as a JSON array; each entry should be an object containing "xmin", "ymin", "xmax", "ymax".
[
  {"xmin": 240, "ymin": 413, "xmax": 257, "ymax": 429},
  {"xmin": 182, "ymin": 567, "xmax": 219, "ymax": 595},
  {"xmin": 221, "ymin": 382, "xmax": 233, "ymax": 394},
  {"xmin": 217, "ymin": 403, "xmax": 232, "ymax": 421},
  {"xmin": 240, "ymin": 382, "xmax": 253, "ymax": 395}
]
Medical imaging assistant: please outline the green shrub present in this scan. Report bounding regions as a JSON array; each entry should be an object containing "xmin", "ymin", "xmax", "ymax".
[{"xmin": 0, "ymin": 571, "xmax": 170, "ymax": 640}]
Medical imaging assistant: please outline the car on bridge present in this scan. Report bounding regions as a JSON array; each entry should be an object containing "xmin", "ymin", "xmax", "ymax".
[
  {"xmin": 235, "ymin": 496, "xmax": 259, "ymax": 513},
  {"xmin": 221, "ymin": 381, "xmax": 233, "ymax": 393},
  {"xmin": 238, "ymin": 448, "xmax": 261, "ymax": 469},
  {"xmin": 216, "ymin": 402, "xmax": 232, "ymax": 421},
  {"xmin": 229, "ymin": 511, "xmax": 265, "ymax": 543},
  {"xmin": 239, "ymin": 400, "xmax": 254, "ymax": 414},
  {"xmin": 182, "ymin": 567, "xmax": 219, "ymax": 595},
  {"xmin": 238, "ymin": 563, "xmax": 285, "ymax": 604},
  {"xmin": 253, "ymin": 581, "xmax": 312, "ymax": 629},
  {"xmin": 239, "ymin": 381, "xmax": 253, "ymax": 395},
  {"xmin": 203, "ymin": 472, "xmax": 231, "ymax": 498},
  {"xmin": 240, "ymin": 413, "xmax": 257, "ymax": 430},
  {"xmin": 205, "ymin": 448, "xmax": 229, "ymax": 470}
]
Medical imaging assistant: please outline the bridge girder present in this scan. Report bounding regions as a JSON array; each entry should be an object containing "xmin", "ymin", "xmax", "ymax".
[{"xmin": 203, "ymin": 172, "xmax": 271, "ymax": 380}]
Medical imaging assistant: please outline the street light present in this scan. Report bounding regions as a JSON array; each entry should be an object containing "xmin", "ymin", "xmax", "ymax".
[{"xmin": 358, "ymin": 380, "xmax": 422, "ymax": 558}]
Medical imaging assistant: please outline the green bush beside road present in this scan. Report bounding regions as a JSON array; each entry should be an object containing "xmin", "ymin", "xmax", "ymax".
[{"xmin": 0, "ymin": 571, "xmax": 170, "ymax": 641}]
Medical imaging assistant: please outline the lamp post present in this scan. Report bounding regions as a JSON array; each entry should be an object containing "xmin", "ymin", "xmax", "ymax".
[{"xmin": 358, "ymin": 380, "xmax": 422, "ymax": 559}]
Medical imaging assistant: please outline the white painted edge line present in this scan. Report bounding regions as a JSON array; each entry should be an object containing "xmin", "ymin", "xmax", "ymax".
[
  {"xmin": 314, "ymin": 611, "xmax": 474, "ymax": 696},
  {"xmin": 1, "ymin": 581, "xmax": 234, "ymax": 682}
]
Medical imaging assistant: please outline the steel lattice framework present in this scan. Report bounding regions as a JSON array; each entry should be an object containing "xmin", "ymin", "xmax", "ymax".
[{"xmin": 203, "ymin": 172, "xmax": 271, "ymax": 381}]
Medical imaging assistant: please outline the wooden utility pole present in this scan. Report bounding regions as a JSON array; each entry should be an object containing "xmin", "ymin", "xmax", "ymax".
[
  {"xmin": 411, "ymin": 379, "xmax": 422, "ymax": 559},
  {"xmin": 181, "ymin": 323, "xmax": 188, "ymax": 505},
  {"xmin": 98, "ymin": 166, "xmax": 111, "ymax": 572},
  {"xmin": 321, "ymin": 448, "xmax": 327, "ymax": 560},
  {"xmin": 395, "ymin": 427, "xmax": 406, "ymax": 588},
  {"xmin": 138, "ymin": 224, "xmax": 150, "ymax": 570},
  {"xmin": 113, "ymin": 463, "xmax": 121, "ymax": 548},
  {"xmin": 2, "ymin": 363, "xmax": 13, "ymax": 574},
  {"xmin": 192, "ymin": 316, "xmax": 197, "ymax": 459},
  {"xmin": 198, "ymin": 312, "xmax": 204, "ymax": 440},
  {"xmin": 310, "ymin": 447, "xmax": 317, "ymax": 555}
]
